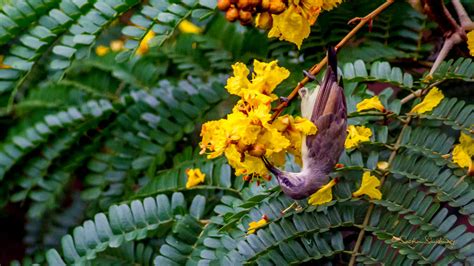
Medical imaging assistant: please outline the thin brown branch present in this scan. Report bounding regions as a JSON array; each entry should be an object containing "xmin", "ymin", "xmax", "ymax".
[
  {"xmin": 452, "ymin": 0, "xmax": 473, "ymax": 28},
  {"xmin": 270, "ymin": 0, "xmax": 395, "ymax": 121},
  {"xmin": 348, "ymin": 117, "xmax": 412, "ymax": 266},
  {"xmin": 428, "ymin": 32, "xmax": 463, "ymax": 76}
]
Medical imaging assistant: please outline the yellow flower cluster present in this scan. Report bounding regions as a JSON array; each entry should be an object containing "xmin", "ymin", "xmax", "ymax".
[
  {"xmin": 260, "ymin": 0, "xmax": 344, "ymax": 48},
  {"xmin": 467, "ymin": 30, "xmax": 474, "ymax": 57},
  {"xmin": 410, "ymin": 87, "xmax": 444, "ymax": 114},
  {"xmin": 452, "ymin": 133, "xmax": 474, "ymax": 175},
  {"xmin": 200, "ymin": 60, "xmax": 317, "ymax": 176}
]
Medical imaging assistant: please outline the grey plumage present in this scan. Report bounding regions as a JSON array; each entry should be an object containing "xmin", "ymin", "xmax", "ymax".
[{"xmin": 262, "ymin": 47, "xmax": 347, "ymax": 199}]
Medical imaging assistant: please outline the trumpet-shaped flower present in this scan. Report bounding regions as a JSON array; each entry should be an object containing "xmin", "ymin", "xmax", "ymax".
[
  {"xmin": 467, "ymin": 30, "xmax": 474, "ymax": 56},
  {"xmin": 308, "ymin": 179, "xmax": 337, "ymax": 206},
  {"xmin": 356, "ymin": 96, "xmax": 385, "ymax": 112},
  {"xmin": 345, "ymin": 125, "xmax": 372, "ymax": 149},
  {"xmin": 186, "ymin": 168, "xmax": 206, "ymax": 188},
  {"xmin": 452, "ymin": 133, "xmax": 473, "ymax": 172},
  {"xmin": 410, "ymin": 87, "xmax": 444, "ymax": 114},
  {"xmin": 247, "ymin": 217, "xmax": 268, "ymax": 234},
  {"xmin": 352, "ymin": 172, "xmax": 382, "ymax": 200},
  {"xmin": 268, "ymin": 3, "xmax": 320, "ymax": 48}
]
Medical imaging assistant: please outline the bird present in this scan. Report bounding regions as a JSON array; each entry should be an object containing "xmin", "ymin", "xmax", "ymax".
[{"xmin": 262, "ymin": 47, "xmax": 347, "ymax": 200}]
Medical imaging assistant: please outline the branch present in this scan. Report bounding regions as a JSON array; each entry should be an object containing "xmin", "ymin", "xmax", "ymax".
[
  {"xmin": 348, "ymin": 117, "xmax": 413, "ymax": 266},
  {"xmin": 451, "ymin": 0, "xmax": 473, "ymax": 29},
  {"xmin": 270, "ymin": 0, "xmax": 395, "ymax": 121}
]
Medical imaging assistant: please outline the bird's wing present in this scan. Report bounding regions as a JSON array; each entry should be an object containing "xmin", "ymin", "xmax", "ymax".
[{"xmin": 305, "ymin": 52, "xmax": 347, "ymax": 173}]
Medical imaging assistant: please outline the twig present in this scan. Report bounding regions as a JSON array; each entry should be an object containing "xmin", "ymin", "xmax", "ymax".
[
  {"xmin": 451, "ymin": 0, "xmax": 473, "ymax": 29},
  {"xmin": 270, "ymin": 0, "xmax": 395, "ymax": 121},
  {"xmin": 348, "ymin": 117, "xmax": 412, "ymax": 266},
  {"xmin": 428, "ymin": 33, "xmax": 463, "ymax": 76}
]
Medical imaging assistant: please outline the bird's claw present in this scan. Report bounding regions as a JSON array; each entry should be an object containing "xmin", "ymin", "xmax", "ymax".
[{"xmin": 303, "ymin": 70, "xmax": 316, "ymax": 81}]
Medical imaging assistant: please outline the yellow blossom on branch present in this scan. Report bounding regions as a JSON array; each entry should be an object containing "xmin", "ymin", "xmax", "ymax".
[
  {"xmin": 200, "ymin": 60, "xmax": 315, "ymax": 177},
  {"xmin": 452, "ymin": 133, "xmax": 474, "ymax": 174},
  {"xmin": 356, "ymin": 96, "xmax": 385, "ymax": 112},
  {"xmin": 136, "ymin": 31, "xmax": 155, "ymax": 55},
  {"xmin": 186, "ymin": 168, "xmax": 206, "ymax": 188},
  {"xmin": 247, "ymin": 217, "xmax": 268, "ymax": 234},
  {"xmin": 344, "ymin": 125, "xmax": 372, "ymax": 149},
  {"xmin": 322, "ymin": 0, "xmax": 344, "ymax": 11},
  {"xmin": 410, "ymin": 87, "xmax": 444, "ymax": 114},
  {"xmin": 308, "ymin": 179, "xmax": 337, "ymax": 206},
  {"xmin": 178, "ymin": 20, "xmax": 203, "ymax": 34},
  {"xmin": 467, "ymin": 30, "xmax": 474, "ymax": 56},
  {"xmin": 95, "ymin": 45, "xmax": 109, "ymax": 56},
  {"xmin": 352, "ymin": 172, "xmax": 382, "ymax": 200}
]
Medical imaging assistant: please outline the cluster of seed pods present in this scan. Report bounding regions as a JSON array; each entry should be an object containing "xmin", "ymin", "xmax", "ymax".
[{"xmin": 217, "ymin": 0, "xmax": 287, "ymax": 26}]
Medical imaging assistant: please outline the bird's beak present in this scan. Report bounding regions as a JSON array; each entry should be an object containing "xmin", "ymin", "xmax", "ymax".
[{"xmin": 262, "ymin": 156, "xmax": 282, "ymax": 176}]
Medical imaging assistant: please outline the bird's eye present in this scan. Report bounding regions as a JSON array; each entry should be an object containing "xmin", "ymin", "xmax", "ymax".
[{"xmin": 299, "ymin": 87, "xmax": 308, "ymax": 98}]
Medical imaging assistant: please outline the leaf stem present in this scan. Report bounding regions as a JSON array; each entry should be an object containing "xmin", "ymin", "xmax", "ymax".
[
  {"xmin": 348, "ymin": 116, "xmax": 412, "ymax": 265},
  {"xmin": 270, "ymin": 0, "xmax": 395, "ymax": 121}
]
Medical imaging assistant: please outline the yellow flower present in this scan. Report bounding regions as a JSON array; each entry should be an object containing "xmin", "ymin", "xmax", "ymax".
[
  {"xmin": 308, "ymin": 179, "xmax": 337, "ymax": 206},
  {"xmin": 185, "ymin": 168, "xmax": 206, "ymax": 188},
  {"xmin": 452, "ymin": 133, "xmax": 473, "ymax": 172},
  {"xmin": 178, "ymin": 20, "xmax": 203, "ymax": 34},
  {"xmin": 225, "ymin": 60, "xmax": 290, "ymax": 100},
  {"xmin": 0, "ymin": 55, "xmax": 11, "ymax": 69},
  {"xmin": 268, "ymin": 3, "xmax": 319, "ymax": 49},
  {"xmin": 352, "ymin": 172, "xmax": 382, "ymax": 200},
  {"xmin": 273, "ymin": 115, "xmax": 317, "ymax": 164},
  {"xmin": 322, "ymin": 0, "xmax": 343, "ymax": 11},
  {"xmin": 247, "ymin": 218, "xmax": 268, "ymax": 234},
  {"xmin": 356, "ymin": 96, "xmax": 385, "ymax": 112},
  {"xmin": 110, "ymin": 40, "xmax": 124, "ymax": 52},
  {"xmin": 410, "ymin": 87, "xmax": 444, "ymax": 114},
  {"xmin": 345, "ymin": 125, "xmax": 372, "ymax": 149},
  {"xmin": 136, "ymin": 31, "xmax": 155, "ymax": 55},
  {"xmin": 95, "ymin": 45, "xmax": 109, "ymax": 56},
  {"xmin": 467, "ymin": 30, "xmax": 474, "ymax": 57}
]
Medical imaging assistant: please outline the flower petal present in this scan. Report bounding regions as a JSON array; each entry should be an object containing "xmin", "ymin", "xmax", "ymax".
[
  {"xmin": 308, "ymin": 179, "xmax": 337, "ymax": 206},
  {"xmin": 352, "ymin": 172, "xmax": 382, "ymax": 200},
  {"xmin": 186, "ymin": 168, "xmax": 206, "ymax": 188},
  {"xmin": 345, "ymin": 125, "xmax": 372, "ymax": 149},
  {"xmin": 356, "ymin": 96, "xmax": 385, "ymax": 112},
  {"xmin": 410, "ymin": 87, "xmax": 444, "ymax": 114}
]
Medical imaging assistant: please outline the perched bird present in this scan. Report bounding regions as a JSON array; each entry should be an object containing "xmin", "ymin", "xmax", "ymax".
[{"xmin": 262, "ymin": 47, "xmax": 347, "ymax": 199}]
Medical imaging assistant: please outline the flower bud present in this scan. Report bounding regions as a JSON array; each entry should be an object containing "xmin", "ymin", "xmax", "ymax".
[
  {"xmin": 217, "ymin": 0, "xmax": 231, "ymax": 11},
  {"xmin": 256, "ymin": 12, "xmax": 272, "ymax": 30},
  {"xmin": 260, "ymin": 0, "xmax": 270, "ymax": 10},
  {"xmin": 268, "ymin": 0, "xmax": 286, "ymax": 14},
  {"xmin": 248, "ymin": 143, "xmax": 266, "ymax": 157},
  {"xmin": 239, "ymin": 10, "xmax": 253, "ymax": 25},
  {"xmin": 226, "ymin": 7, "xmax": 240, "ymax": 22}
]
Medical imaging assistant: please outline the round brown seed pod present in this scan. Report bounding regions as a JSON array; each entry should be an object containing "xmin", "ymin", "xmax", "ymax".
[
  {"xmin": 217, "ymin": 0, "xmax": 231, "ymax": 11},
  {"xmin": 226, "ymin": 7, "xmax": 239, "ymax": 22},
  {"xmin": 268, "ymin": 0, "xmax": 286, "ymax": 14},
  {"xmin": 239, "ymin": 10, "xmax": 253, "ymax": 25},
  {"xmin": 260, "ymin": 0, "xmax": 271, "ymax": 10}
]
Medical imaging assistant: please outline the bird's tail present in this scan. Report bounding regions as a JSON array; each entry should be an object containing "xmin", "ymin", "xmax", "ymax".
[{"xmin": 327, "ymin": 46, "xmax": 338, "ymax": 82}]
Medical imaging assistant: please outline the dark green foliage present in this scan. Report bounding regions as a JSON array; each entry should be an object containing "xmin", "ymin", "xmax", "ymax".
[{"xmin": 0, "ymin": 0, "xmax": 472, "ymax": 264}]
